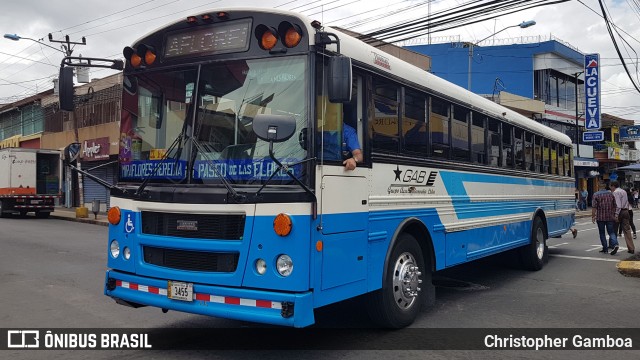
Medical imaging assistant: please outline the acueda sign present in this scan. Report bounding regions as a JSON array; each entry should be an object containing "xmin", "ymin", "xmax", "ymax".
[{"xmin": 584, "ymin": 54, "xmax": 601, "ymax": 130}]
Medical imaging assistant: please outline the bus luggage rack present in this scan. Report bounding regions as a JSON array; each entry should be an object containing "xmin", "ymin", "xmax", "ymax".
[
  {"xmin": 143, "ymin": 246, "xmax": 239, "ymax": 272},
  {"xmin": 141, "ymin": 211, "xmax": 245, "ymax": 240}
]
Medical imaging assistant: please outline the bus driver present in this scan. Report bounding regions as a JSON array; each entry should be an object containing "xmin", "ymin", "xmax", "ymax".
[{"xmin": 342, "ymin": 123, "xmax": 363, "ymax": 170}]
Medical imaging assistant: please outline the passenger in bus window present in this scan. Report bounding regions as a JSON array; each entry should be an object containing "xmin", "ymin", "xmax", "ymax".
[{"xmin": 342, "ymin": 123, "xmax": 362, "ymax": 170}]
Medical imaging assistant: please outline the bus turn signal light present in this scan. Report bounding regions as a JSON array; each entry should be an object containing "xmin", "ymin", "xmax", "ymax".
[
  {"xmin": 108, "ymin": 206, "xmax": 121, "ymax": 225},
  {"xmin": 273, "ymin": 213, "xmax": 292, "ymax": 236},
  {"xmin": 130, "ymin": 53, "xmax": 142, "ymax": 68}
]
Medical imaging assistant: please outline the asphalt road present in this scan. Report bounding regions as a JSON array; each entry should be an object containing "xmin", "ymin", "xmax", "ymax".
[{"xmin": 1, "ymin": 215, "xmax": 639, "ymax": 359}]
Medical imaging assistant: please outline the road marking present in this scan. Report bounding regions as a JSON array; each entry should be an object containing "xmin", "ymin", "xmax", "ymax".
[
  {"xmin": 579, "ymin": 227, "xmax": 598, "ymax": 232},
  {"xmin": 550, "ymin": 254, "xmax": 620, "ymax": 262},
  {"xmin": 548, "ymin": 242, "xmax": 569, "ymax": 248},
  {"xmin": 585, "ymin": 245, "xmax": 628, "ymax": 252}
]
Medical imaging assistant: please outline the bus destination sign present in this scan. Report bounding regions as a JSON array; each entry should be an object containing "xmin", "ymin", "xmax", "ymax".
[{"xmin": 164, "ymin": 18, "xmax": 252, "ymax": 58}]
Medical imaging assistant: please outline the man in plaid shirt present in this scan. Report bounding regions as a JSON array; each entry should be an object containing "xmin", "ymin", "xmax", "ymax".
[{"xmin": 591, "ymin": 182, "xmax": 619, "ymax": 255}]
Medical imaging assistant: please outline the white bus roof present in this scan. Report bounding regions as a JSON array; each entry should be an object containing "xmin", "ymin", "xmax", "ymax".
[{"xmin": 133, "ymin": 7, "xmax": 572, "ymax": 146}]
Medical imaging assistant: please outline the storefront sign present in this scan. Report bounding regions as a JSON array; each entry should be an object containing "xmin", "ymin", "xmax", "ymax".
[
  {"xmin": 584, "ymin": 53, "xmax": 601, "ymax": 130},
  {"xmin": 573, "ymin": 159, "xmax": 598, "ymax": 167},
  {"xmin": 82, "ymin": 137, "xmax": 110, "ymax": 161},
  {"xmin": 619, "ymin": 125, "xmax": 640, "ymax": 142},
  {"xmin": 607, "ymin": 147, "xmax": 638, "ymax": 161}
]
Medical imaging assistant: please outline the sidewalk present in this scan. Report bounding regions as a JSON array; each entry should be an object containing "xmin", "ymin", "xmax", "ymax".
[{"xmin": 50, "ymin": 206, "xmax": 109, "ymax": 226}]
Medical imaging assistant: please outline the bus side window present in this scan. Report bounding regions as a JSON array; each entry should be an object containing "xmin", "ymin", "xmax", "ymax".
[
  {"xmin": 551, "ymin": 141, "xmax": 559, "ymax": 175},
  {"xmin": 514, "ymin": 127, "xmax": 524, "ymax": 169},
  {"xmin": 403, "ymin": 88, "xmax": 427, "ymax": 156},
  {"xmin": 370, "ymin": 78, "xmax": 400, "ymax": 153},
  {"xmin": 488, "ymin": 118, "xmax": 501, "ymax": 166},
  {"xmin": 452, "ymin": 105, "xmax": 469, "ymax": 161},
  {"xmin": 471, "ymin": 112, "xmax": 485, "ymax": 164},
  {"xmin": 501, "ymin": 122, "xmax": 513, "ymax": 168},
  {"xmin": 525, "ymin": 131, "xmax": 533, "ymax": 171},
  {"xmin": 542, "ymin": 138, "xmax": 550, "ymax": 174},
  {"xmin": 534, "ymin": 136, "xmax": 542, "ymax": 173},
  {"xmin": 430, "ymin": 96, "xmax": 450, "ymax": 159}
]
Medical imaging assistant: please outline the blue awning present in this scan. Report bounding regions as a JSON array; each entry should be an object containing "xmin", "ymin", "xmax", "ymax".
[{"xmin": 616, "ymin": 163, "xmax": 640, "ymax": 171}]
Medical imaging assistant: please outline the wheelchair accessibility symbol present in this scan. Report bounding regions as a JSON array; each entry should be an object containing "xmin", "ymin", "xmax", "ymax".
[{"xmin": 125, "ymin": 213, "xmax": 135, "ymax": 233}]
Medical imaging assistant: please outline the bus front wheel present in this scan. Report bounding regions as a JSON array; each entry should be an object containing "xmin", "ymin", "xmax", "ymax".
[
  {"xmin": 366, "ymin": 233, "xmax": 430, "ymax": 328},
  {"xmin": 519, "ymin": 216, "xmax": 547, "ymax": 271}
]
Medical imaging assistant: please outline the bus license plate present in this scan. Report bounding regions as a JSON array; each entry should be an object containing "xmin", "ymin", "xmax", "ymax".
[{"xmin": 167, "ymin": 281, "xmax": 193, "ymax": 301}]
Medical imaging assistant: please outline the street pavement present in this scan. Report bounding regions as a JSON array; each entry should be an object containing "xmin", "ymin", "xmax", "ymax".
[{"xmin": 573, "ymin": 208, "xmax": 640, "ymax": 277}]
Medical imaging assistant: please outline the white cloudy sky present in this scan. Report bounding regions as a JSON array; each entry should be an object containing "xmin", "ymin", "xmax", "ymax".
[{"xmin": 1, "ymin": 0, "xmax": 639, "ymax": 121}]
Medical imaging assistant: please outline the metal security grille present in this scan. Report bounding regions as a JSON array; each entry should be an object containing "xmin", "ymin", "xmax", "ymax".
[
  {"xmin": 141, "ymin": 212, "xmax": 245, "ymax": 240},
  {"xmin": 143, "ymin": 246, "xmax": 239, "ymax": 272}
]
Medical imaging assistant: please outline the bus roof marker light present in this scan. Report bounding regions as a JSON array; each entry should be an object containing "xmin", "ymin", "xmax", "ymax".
[
  {"xmin": 278, "ymin": 22, "xmax": 302, "ymax": 48},
  {"xmin": 274, "ymin": 213, "xmax": 292, "ymax": 236},
  {"xmin": 123, "ymin": 46, "xmax": 142, "ymax": 68},
  {"xmin": 186, "ymin": 16, "xmax": 198, "ymax": 24},
  {"xmin": 201, "ymin": 14, "xmax": 212, "ymax": 21},
  {"xmin": 255, "ymin": 25, "xmax": 278, "ymax": 50},
  {"xmin": 138, "ymin": 44, "xmax": 156, "ymax": 65},
  {"xmin": 217, "ymin": 12, "xmax": 229, "ymax": 20}
]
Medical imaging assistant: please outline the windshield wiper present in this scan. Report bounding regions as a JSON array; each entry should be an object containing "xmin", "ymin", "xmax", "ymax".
[
  {"xmin": 134, "ymin": 130, "xmax": 186, "ymax": 197},
  {"xmin": 254, "ymin": 141, "xmax": 316, "ymax": 201},
  {"xmin": 190, "ymin": 137, "xmax": 247, "ymax": 203}
]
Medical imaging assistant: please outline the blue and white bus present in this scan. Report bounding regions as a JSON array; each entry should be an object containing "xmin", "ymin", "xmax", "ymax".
[{"xmin": 89, "ymin": 8, "xmax": 574, "ymax": 328}]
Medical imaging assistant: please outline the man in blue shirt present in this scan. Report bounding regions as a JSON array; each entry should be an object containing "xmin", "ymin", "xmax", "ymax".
[
  {"xmin": 342, "ymin": 123, "xmax": 362, "ymax": 170},
  {"xmin": 321, "ymin": 123, "xmax": 362, "ymax": 170}
]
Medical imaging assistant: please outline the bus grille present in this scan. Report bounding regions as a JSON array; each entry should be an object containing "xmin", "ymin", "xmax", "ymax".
[
  {"xmin": 141, "ymin": 212, "xmax": 245, "ymax": 240},
  {"xmin": 143, "ymin": 246, "xmax": 239, "ymax": 272}
]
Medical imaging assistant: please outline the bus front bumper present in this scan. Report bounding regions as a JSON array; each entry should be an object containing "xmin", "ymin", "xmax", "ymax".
[{"xmin": 104, "ymin": 270, "xmax": 315, "ymax": 328}]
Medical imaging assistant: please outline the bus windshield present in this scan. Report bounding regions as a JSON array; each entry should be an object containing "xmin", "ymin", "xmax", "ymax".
[{"xmin": 119, "ymin": 56, "xmax": 308, "ymax": 185}]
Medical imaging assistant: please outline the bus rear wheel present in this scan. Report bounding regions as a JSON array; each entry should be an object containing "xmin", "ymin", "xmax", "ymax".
[
  {"xmin": 366, "ymin": 233, "xmax": 431, "ymax": 328},
  {"xmin": 519, "ymin": 216, "xmax": 547, "ymax": 271}
]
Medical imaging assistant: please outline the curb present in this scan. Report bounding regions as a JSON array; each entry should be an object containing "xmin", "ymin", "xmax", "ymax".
[
  {"xmin": 617, "ymin": 261, "xmax": 640, "ymax": 277},
  {"xmin": 617, "ymin": 253, "xmax": 640, "ymax": 277},
  {"xmin": 50, "ymin": 214, "xmax": 108, "ymax": 227}
]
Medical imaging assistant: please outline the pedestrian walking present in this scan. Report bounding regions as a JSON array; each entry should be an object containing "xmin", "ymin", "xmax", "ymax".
[
  {"xmin": 610, "ymin": 181, "xmax": 636, "ymax": 254},
  {"xmin": 580, "ymin": 188, "xmax": 588, "ymax": 211},
  {"xmin": 633, "ymin": 188, "xmax": 639, "ymax": 209},
  {"xmin": 617, "ymin": 188, "xmax": 637, "ymax": 240},
  {"xmin": 591, "ymin": 182, "xmax": 619, "ymax": 255}
]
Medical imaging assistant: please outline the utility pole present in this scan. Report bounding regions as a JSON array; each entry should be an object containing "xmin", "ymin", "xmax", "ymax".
[
  {"xmin": 50, "ymin": 33, "xmax": 87, "ymax": 209},
  {"xmin": 574, "ymin": 72, "xmax": 583, "ymax": 158}
]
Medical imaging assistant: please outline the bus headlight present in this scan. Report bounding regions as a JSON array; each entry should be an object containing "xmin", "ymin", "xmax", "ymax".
[
  {"xmin": 123, "ymin": 246, "xmax": 131, "ymax": 260},
  {"xmin": 110, "ymin": 240, "xmax": 120, "ymax": 258},
  {"xmin": 276, "ymin": 254, "xmax": 293, "ymax": 277},
  {"xmin": 255, "ymin": 259, "xmax": 267, "ymax": 275}
]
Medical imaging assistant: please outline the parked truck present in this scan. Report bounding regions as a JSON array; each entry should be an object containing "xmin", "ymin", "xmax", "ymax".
[{"xmin": 0, "ymin": 148, "xmax": 60, "ymax": 218}]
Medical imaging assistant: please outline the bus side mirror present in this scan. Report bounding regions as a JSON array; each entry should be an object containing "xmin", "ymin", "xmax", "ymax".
[
  {"xmin": 59, "ymin": 67, "xmax": 75, "ymax": 111},
  {"xmin": 328, "ymin": 55, "xmax": 352, "ymax": 103},
  {"xmin": 63, "ymin": 142, "xmax": 81, "ymax": 165},
  {"xmin": 253, "ymin": 114, "xmax": 296, "ymax": 143}
]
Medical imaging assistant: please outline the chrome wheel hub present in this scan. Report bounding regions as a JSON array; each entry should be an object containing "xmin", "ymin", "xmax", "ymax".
[
  {"xmin": 392, "ymin": 252, "xmax": 422, "ymax": 309},
  {"xmin": 536, "ymin": 227, "xmax": 545, "ymax": 260}
]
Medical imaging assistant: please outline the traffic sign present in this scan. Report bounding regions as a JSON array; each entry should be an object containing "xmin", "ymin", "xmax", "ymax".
[{"xmin": 582, "ymin": 131, "xmax": 604, "ymax": 142}]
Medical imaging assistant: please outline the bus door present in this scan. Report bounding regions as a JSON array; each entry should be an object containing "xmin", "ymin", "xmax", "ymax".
[{"xmin": 317, "ymin": 74, "xmax": 369, "ymax": 292}]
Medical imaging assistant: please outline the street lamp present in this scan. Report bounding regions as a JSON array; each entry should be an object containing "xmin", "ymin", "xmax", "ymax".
[
  {"xmin": 467, "ymin": 20, "xmax": 536, "ymax": 91},
  {"xmin": 4, "ymin": 33, "xmax": 66, "ymax": 54}
]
